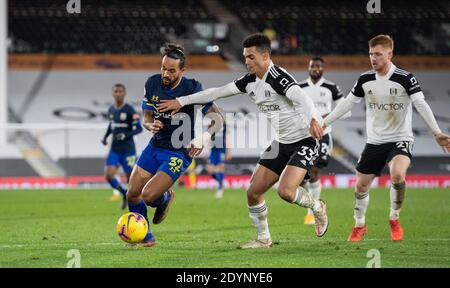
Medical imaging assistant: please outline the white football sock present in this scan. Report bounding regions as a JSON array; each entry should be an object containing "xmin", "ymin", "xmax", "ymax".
[
  {"xmin": 294, "ymin": 187, "xmax": 321, "ymax": 212},
  {"xmin": 248, "ymin": 201, "xmax": 270, "ymax": 240},
  {"xmin": 390, "ymin": 182, "xmax": 406, "ymax": 220},
  {"xmin": 354, "ymin": 191, "xmax": 369, "ymax": 227},
  {"xmin": 308, "ymin": 180, "xmax": 321, "ymax": 215}
]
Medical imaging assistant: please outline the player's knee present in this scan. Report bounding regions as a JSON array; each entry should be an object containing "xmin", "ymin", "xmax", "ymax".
[
  {"xmin": 356, "ymin": 182, "xmax": 371, "ymax": 193},
  {"xmin": 277, "ymin": 185, "xmax": 295, "ymax": 202},
  {"xmin": 246, "ymin": 186, "xmax": 263, "ymax": 204},
  {"xmin": 126, "ymin": 181, "xmax": 141, "ymax": 203},
  {"xmin": 391, "ymin": 173, "xmax": 405, "ymax": 184}
]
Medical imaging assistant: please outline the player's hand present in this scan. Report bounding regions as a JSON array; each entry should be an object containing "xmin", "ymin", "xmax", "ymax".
[
  {"xmin": 434, "ymin": 133, "xmax": 450, "ymax": 153},
  {"xmin": 114, "ymin": 133, "xmax": 126, "ymax": 141},
  {"xmin": 187, "ymin": 144, "xmax": 203, "ymax": 158},
  {"xmin": 225, "ymin": 153, "xmax": 232, "ymax": 161},
  {"xmin": 101, "ymin": 138, "xmax": 108, "ymax": 146},
  {"xmin": 148, "ymin": 120, "xmax": 164, "ymax": 134},
  {"xmin": 310, "ymin": 118, "xmax": 323, "ymax": 140},
  {"xmin": 157, "ymin": 99, "xmax": 182, "ymax": 115}
]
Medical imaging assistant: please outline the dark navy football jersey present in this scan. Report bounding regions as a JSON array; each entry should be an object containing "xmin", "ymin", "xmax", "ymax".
[
  {"xmin": 142, "ymin": 74, "xmax": 213, "ymax": 154},
  {"xmin": 105, "ymin": 103, "xmax": 142, "ymax": 154}
]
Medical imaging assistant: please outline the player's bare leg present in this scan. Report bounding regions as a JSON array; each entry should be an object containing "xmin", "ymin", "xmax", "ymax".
[
  {"xmin": 348, "ymin": 172, "xmax": 375, "ymax": 242},
  {"xmin": 127, "ymin": 165, "xmax": 156, "ymax": 246},
  {"xmin": 141, "ymin": 171, "xmax": 175, "ymax": 225},
  {"xmin": 239, "ymin": 164, "xmax": 279, "ymax": 249},
  {"xmin": 387, "ymin": 155, "xmax": 410, "ymax": 241},
  {"xmin": 278, "ymin": 165, "xmax": 328, "ymax": 237},
  {"xmin": 304, "ymin": 167, "xmax": 322, "ymax": 225}
]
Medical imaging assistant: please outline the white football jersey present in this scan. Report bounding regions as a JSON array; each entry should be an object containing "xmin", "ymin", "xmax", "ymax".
[
  {"xmin": 350, "ymin": 64, "xmax": 423, "ymax": 144},
  {"xmin": 234, "ymin": 62, "xmax": 314, "ymax": 144},
  {"xmin": 299, "ymin": 77, "xmax": 343, "ymax": 134}
]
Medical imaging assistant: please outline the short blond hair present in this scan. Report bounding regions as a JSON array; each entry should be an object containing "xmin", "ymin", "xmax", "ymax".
[{"xmin": 369, "ymin": 34, "xmax": 394, "ymax": 51}]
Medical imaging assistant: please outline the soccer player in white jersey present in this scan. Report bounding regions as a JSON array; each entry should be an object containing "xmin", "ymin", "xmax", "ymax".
[
  {"xmin": 158, "ymin": 33, "xmax": 329, "ymax": 249},
  {"xmin": 299, "ymin": 56, "xmax": 350, "ymax": 225},
  {"xmin": 323, "ymin": 35, "xmax": 450, "ymax": 242}
]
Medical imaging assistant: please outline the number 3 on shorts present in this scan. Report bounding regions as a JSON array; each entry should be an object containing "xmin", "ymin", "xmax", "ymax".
[{"xmin": 169, "ymin": 157, "xmax": 183, "ymax": 174}]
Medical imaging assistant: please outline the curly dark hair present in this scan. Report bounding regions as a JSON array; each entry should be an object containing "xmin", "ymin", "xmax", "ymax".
[{"xmin": 162, "ymin": 43, "xmax": 186, "ymax": 68}]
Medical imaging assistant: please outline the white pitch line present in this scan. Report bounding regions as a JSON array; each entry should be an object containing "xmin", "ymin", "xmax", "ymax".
[{"xmin": 1, "ymin": 238, "xmax": 450, "ymax": 249}]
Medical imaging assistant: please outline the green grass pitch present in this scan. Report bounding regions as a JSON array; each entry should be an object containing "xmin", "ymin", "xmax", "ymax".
[{"xmin": 0, "ymin": 187, "xmax": 449, "ymax": 268}]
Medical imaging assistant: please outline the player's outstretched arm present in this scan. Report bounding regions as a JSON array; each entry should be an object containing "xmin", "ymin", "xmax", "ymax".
[
  {"xmin": 323, "ymin": 93, "xmax": 360, "ymax": 129},
  {"xmin": 285, "ymin": 85, "xmax": 324, "ymax": 139},
  {"xmin": 333, "ymin": 97, "xmax": 352, "ymax": 119},
  {"xmin": 157, "ymin": 82, "xmax": 240, "ymax": 115},
  {"xmin": 188, "ymin": 104, "xmax": 225, "ymax": 158},
  {"xmin": 412, "ymin": 95, "xmax": 450, "ymax": 152}
]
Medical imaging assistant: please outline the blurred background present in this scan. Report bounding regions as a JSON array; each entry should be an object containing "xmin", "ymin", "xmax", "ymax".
[{"xmin": 1, "ymin": 0, "xmax": 449, "ymax": 189}]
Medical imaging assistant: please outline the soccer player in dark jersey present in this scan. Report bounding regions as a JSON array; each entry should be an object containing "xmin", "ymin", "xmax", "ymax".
[
  {"xmin": 102, "ymin": 84, "xmax": 142, "ymax": 210},
  {"xmin": 126, "ymin": 43, "xmax": 224, "ymax": 247}
]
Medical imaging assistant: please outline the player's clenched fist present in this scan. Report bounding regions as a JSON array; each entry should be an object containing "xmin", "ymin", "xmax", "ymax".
[
  {"xmin": 434, "ymin": 133, "xmax": 450, "ymax": 153},
  {"xmin": 146, "ymin": 120, "xmax": 164, "ymax": 134}
]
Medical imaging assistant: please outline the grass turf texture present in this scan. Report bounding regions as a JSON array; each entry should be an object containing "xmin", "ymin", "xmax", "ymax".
[{"xmin": 0, "ymin": 187, "xmax": 449, "ymax": 268}]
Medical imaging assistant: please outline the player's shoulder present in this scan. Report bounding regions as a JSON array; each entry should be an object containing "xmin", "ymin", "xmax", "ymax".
[
  {"xmin": 321, "ymin": 78, "xmax": 339, "ymax": 89},
  {"xmin": 270, "ymin": 64, "xmax": 296, "ymax": 80},
  {"xmin": 182, "ymin": 76, "xmax": 202, "ymax": 88},
  {"xmin": 298, "ymin": 79, "xmax": 309, "ymax": 88},
  {"xmin": 124, "ymin": 103, "xmax": 136, "ymax": 112},
  {"xmin": 390, "ymin": 66, "xmax": 415, "ymax": 82},
  {"xmin": 266, "ymin": 64, "xmax": 298, "ymax": 95},
  {"xmin": 235, "ymin": 73, "xmax": 257, "ymax": 84},
  {"xmin": 179, "ymin": 76, "xmax": 203, "ymax": 94},
  {"xmin": 357, "ymin": 69, "xmax": 376, "ymax": 83},
  {"xmin": 389, "ymin": 66, "xmax": 421, "ymax": 94},
  {"xmin": 393, "ymin": 66, "xmax": 413, "ymax": 76},
  {"xmin": 234, "ymin": 73, "xmax": 257, "ymax": 92},
  {"xmin": 145, "ymin": 74, "xmax": 161, "ymax": 87}
]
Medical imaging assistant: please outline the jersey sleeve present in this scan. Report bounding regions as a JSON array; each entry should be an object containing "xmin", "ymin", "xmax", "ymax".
[
  {"xmin": 234, "ymin": 73, "xmax": 256, "ymax": 93},
  {"xmin": 142, "ymin": 77, "xmax": 157, "ymax": 111},
  {"xmin": 267, "ymin": 66, "xmax": 298, "ymax": 96},
  {"xmin": 350, "ymin": 76, "xmax": 365, "ymax": 98},
  {"xmin": 331, "ymin": 84, "xmax": 344, "ymax": 101},
  {"xmin": 403, "ymin": 72, "xmax": 422, "ymax": 96},
  {"xmin": 129, "ymin": 105, "xmax": 140, "ymax": 122}
]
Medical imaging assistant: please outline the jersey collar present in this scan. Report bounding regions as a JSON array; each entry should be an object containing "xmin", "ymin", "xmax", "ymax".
[
  {"xmin": 114, "ymin": 103, "xmax": 125, "ymax": 110},
  {"xmin": 307, "ymin": 77, "xmax": 324, "ymax": 87},
  {"xmin": 376, "ymin": 63, "xmax": 396, "ymax": 80},
  {"xmin": 260, "ymin": 61, "xmax": 275, "ymax": 81},
  {"xmin": 162, "ymin": 76, "xmax": 185, "ymax": 92}
]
